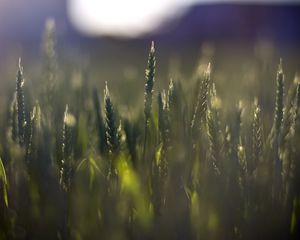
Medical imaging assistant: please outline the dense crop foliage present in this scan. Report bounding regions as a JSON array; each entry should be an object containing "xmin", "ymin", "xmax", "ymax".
[{"xmin": 0, "ymin": 22, "xmax": 300, "ymax": 240}]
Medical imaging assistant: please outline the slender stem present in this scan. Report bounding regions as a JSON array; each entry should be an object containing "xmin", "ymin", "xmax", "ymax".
[{"xmin": 142, "ymin": 119, "xmax": 148, "ymax": 163}]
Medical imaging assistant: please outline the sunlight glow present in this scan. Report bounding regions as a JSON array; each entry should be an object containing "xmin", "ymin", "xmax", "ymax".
[
  {"xmin": 67, "ymin": 0, "xmax": 188, "ymax": 37},
  {"xmin": 68, "ymin": 0, "xmax": 296, "ymax": 37}
]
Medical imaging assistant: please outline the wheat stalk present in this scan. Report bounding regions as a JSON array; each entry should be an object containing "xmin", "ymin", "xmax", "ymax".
[
  {"xmin": 191, "ymin": 63, "xmax": 211, "ymax": 139},
  {"xmin": 143, "ymin": 41, "xmax": 156, "ymax": 162},
  {"xmin": 144, "ymin": 41, "xmax": 156, "ymax": 124},
  {"xmin": 269, "ymin": 59, "xmax": 285, "ymax": 147},
  {"xmin": 16, "ymin": 58, "xmax": 26, "ymax": 145},
  {"xmin": 104, "ymin": 82, "xmax": 119, "ymax": 155},
  {"xmin": 10, "ymin": 93, "xmax": 18, "ymax": 143},
  {"xmin": 252, "ymin": 101, "xmax": 263, "ymax": 172},
  {"xmin": 93, "ymin": 88, "xmax": 107, "ymax": 155},
  {"xmin": 60, "ymin": 105, "xmax": 75, "ymax": 191},
  {"xmin": 207, "ymin": 108, "xmax": 221, "ymax": 176}
]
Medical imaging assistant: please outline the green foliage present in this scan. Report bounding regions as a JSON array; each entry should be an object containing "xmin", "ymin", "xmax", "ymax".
[
  {"xmin": 123, "ymin": 119, "xmax": 138, "ymax": 165},
  {"xmin": 76, "ymin": 156, "xmax": 101, "ymax": 190},
  {"xmin": 0, "ymin": 158, "xmax": 8, "ymax": 207}
]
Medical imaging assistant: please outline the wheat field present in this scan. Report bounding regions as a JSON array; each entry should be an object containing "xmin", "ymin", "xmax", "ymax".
[{"xmin": 0, "ymin": 21, "xmax": 300, "ymax": 240}]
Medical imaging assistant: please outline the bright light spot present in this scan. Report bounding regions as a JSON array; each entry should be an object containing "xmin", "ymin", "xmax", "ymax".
[
  {"xmin": 68, "ymin": 0, "xmax": 295, "ymax": 37},
  {"xmin": 67, "ymin": 0, "xmax": 189, "ymax": 37}
]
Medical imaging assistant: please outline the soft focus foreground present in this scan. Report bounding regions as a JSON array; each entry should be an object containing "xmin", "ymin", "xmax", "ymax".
[{"xmin": 0, "ymin": 16, "xmax": 300, "ymax": 240}]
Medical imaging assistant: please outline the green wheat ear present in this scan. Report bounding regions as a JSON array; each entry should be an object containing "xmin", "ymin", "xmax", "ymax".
[
  {"xmin": 207, "ymin": 108, "xmax": 221, "ymax": 176},
  {"xmin": 143, "ymin": 41, "xmax": 156, "ymax": 162},
  {"xmin": 157, "ymin": 91, "xmax": 169, "ymax": 177},
  {"xmin": 275, "ymin": 59, "xmax": 285, "ymax": 131},
  {"xmin": 158, "ymin": 91, "xmax": 169, "ymax": 146},
  {"xmin": 270, "ymin": 59, "xmax": 285, "ymax": 143},
  {"xmin": 60, "ymin": 105, "xmax": 75, "ymax": 191},
  {"xmin": 234, "ymin": 101, "xmax": 243, "ymax": 145},
  {"xmin": 291, "ymin": 83, "xmax": 300, "ymax": 131},
  {"xmin": 292, "ymin": 83, "xmax": 300, "ymax": 153},
  {"xmin": 291, "ymin": 82, "xmax": 300, "ymax": 135},
  {"xmin": 93, "ymin": 88, "xmax": 107, "ymax": 155},
  {"xmin": 10, "ymin": 93, "xmax": 18, "ymax": 142},
  {"xmin": 16, "ymin": 58, "xmax": 26, "ymax": 145},
  {"xmin": 167, "ymin": 78, "xmax": 175, "ymax": 111},
  {"xmin": 144, "ymin": 41, "xmax": 156, "ymax": 124},
  {"xmin": 296, "ymin": 83, "xmax": 300, "ymax": 110},
  {"xmin": 279, "ymin": 80, "xmax": 300, "ymax": 158},
  {"xmin": 295, "ymin": 83, "xmax": 300, "ymax": 124},
  {"xmin": 252, "ymin": 100, "xmax": 263, "ymax": 172},
  {"xmin": 191, "ymin": 63, "xmax": 211, "ymax": 136},
  {"xmin": 167, "ymin": 78, "xmax": 182, "ymax": 140},
  {"xmin": 265, "ymin": 59, "xmax": 285, "ymax": 201},
  {"xmin": 27, "ymin": 102, "xmax": 42, "ymax": 160},
  {"xmin": 104, "ymin": 82, "xmax": 119, "ymax": 155}
]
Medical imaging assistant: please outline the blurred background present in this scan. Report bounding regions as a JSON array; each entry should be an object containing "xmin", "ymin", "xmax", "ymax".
[{"xmin": 0, "ymin": 0, "xmax": 300, "ymax": 108}]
